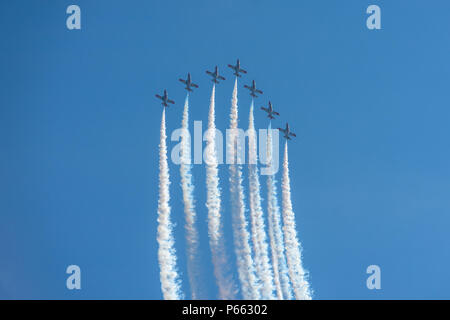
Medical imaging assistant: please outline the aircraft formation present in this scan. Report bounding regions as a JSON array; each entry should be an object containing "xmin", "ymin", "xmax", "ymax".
[{"xmin": 155, "ymin": 59, "xmax": 296, "ymax": 140}]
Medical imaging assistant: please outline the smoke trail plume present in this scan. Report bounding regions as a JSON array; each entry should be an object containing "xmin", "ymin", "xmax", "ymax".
[
  {"xmin": 205, "ymin": 85, "xmax": 236, "ymax": 299},
  {"xmin": 266, "ymin": 124, "xmax": 293, "ymax": 300},
  {"xmin": 247, "ymin": 102, "xmax": 276, "ymax": 300},
  {"xmin": 228, "ymin": 78, "xmax": 260, "ymax": 299},
  {"xmin": 281, "ymin": 142, "xmax": 312, "ymax": 300},
  {"xmin": 179, "ymin": 94, "xmax": 203, "ymax": 299},
  {"xmin": 157, "ymin": 109, "xmax": 183, "ymax": 300}
]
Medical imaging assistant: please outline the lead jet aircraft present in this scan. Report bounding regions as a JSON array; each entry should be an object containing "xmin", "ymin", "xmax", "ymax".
[
  {"xmin": 278, "ymin": 123, "xmax": 296, "ymax": 140},
  {"xmin": 261, "ymin": 101, "xmax": 280, "ymax": 119},
  {"xmin": 179, "ymin": 73, "xmax": 199, "ymax": 92},
  {"xmin": 155, "ymin": 89, "xmax": 175, "ymax": 107},
  {"xmin": 206, "ymin": 66, "xmax": 226, "ymax": 84},
  {"xmin": 244, "ymin": 80, "xmax": 263, "ymax": 98},
  {"xmin": 228, "ymin": 59, "xmax": 247, "ymax": 77}
]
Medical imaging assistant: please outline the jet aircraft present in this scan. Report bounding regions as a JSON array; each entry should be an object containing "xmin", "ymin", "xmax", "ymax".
[
  {"xmin": 206, "ymin": 66, "xmax": 226, "ymax": 84},
  {"xmin": 179, "ymin": 73, "xmax": 199, "ymax": 92},
  {"xmin": 228, "ymin": 59, "xmax": 247, "ymax": 77},
  {"xmin": 244, "ymin": 80, "xmax": 263, "ymax": 98},
  {"xmin": 278, "ymin": 123, "xmax": 296, "ymax": 140},
  {"xmin": 261, "ymin": 101, "xmax": 280, "ymax": 119},
  {"xmin": 155, "ymin": 89, "xmax": 175, "ymax": 107}
]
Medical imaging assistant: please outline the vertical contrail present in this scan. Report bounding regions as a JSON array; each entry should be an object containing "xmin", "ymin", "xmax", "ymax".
[
  {"xmin": 281, "ymin": 142, "xmax": 312, "ymax": 300},
  {"xmin": 179, "ymin": 94, "xmax": 203, "ymax": 299},
  {"xmin": 266, "ymin": 124, "xmax": 293, "ymax": 300},
  {"xmin": 228, "ymin": 78, "xmax": 260, "ymax": 300},
  {"xmin": 205, "ymin": 85, "xmax": 236, "ymax": 299},
  {"xmin": 157, "ymin": 109, "xmax": 183, "ymax": 300},
  {"xmin": 247, "ymin": 102, "xmax": 276, "ymax": 300}
]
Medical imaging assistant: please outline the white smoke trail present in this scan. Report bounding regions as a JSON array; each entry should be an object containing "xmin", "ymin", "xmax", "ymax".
[
  {"xmin": 266, "ymin": 124, "xmax": 293, "ymax": 300},
  {"xmin": 247, "ymin": 102, "xmax": 276, "ymax": 300},
  {"xmin": 179, "ymin": 94, "xmax": 203, "ymax": 299},
  {"xmin": 228, "ymin": 78, "xmax": 260, "ymax": 300},
  {"xmin": 205, "ymin": 85, "xmax": 236, "ymax": 299},
  {"xmin": 157, "ymin": 109, "xmax": 183, "ymax": 300},
  {"xmin": 281, "ymin": 142, "xmax": 312, "ymax": 300}
]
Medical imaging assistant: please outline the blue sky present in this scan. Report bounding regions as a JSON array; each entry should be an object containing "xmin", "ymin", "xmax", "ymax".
[{"xmin": 1, "ymin": 0, "xmax": 450, "ymax": 299}]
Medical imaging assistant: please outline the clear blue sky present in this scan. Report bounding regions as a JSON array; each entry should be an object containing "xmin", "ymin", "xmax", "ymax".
[{"xmin": 1, "ymin": 0, "xmax": 450, "ymax": 299}]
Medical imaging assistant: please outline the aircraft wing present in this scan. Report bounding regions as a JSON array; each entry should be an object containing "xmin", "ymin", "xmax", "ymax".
[
  {"xmin": 155, "ymin": 94, "xmax": 162, "ymax": 99},
  {"xmin": 218, "ymin": 76, "xmax": 225, "ymax": 80},
  {"xmin": 261, "ymin": 107, "xmax": 269, "ymax": 112},
  {"xmin": 179, "ymin": 79, "xmax": 186, "ymax": 84},
  {"xmin": 240, "ymin": 69, "xmax": 247, "ymax": 74},
  {"xmin": 168, "ymin": 100, "xmax": 175, "ymax": 104},
  {"xmin": 244, "ymin": 85, "xmax": 250, "ymax": 89},
  {"xmin": 206, "ymin": 71, "xmax": 212, "ymax": 75},
  {"xmin": 273, "ymin": 111, "xmax": 280, "ymax": 116},
  {"xmin": 278, "ymin": 128, "xmax": 287, "ymax": 134},
  {"xmin": 256, "ymin": 89, "xmax": 263, "ymax": 94},
  {"xmin": 289, "ymin": 132, "xmax": 296, "ymax": 137},
  {"xmin": 228, "ymin": 64, "xmax": 235, "ymax": 69},
  {"xmin": 191, "ymin": 83, "xmax": 199, "ymax": 88}
]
